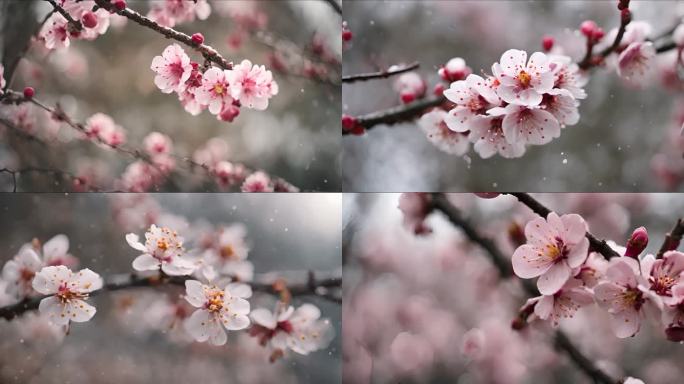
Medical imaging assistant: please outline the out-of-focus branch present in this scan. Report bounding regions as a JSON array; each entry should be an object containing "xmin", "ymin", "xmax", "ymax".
[
  {"xmin": 656, "ymin": 219, "xmax": 684, "ymax": 259},
  {"xmin": 342, "ymin": 95, "xmax": 447, "ymax": 134},
  {"xmin": 429, "ymin": 193, "xmax": 618, "ymax": 384},
  {"xmin": 507, "ymin": 193, "xmax": 621, "ymax": 259},
  {"xmin": 342, "ymin": 62, "xmax": 420, "ymax": 83},
  {"xmin": 93, "ymin": 0, "xmax": 233, "ymax": 70},
  {"xmin": 0, "ymin": 166, "xmax": 109, "ymax": 193},
  {"xmin": 0, "ymin": 270, "xmax": 342, "ymax": 321},
  {"xmin": 321, "ymin": 0, "xmax": 342, "ymax": 15}
]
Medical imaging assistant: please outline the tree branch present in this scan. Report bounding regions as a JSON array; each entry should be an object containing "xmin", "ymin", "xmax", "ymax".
[
  {"xmin": 429, "ymin": 193, "xmax": 617, "ymax": 384},
  {"xmin": 342, "ymin": 95, "xmax": 447, "ymax": 135},
  {"xmin": 44, "ymin": 0, "xmax": 82, "ymax": 31},
  {"xmin": 507, "ymin": 193, "xmax": 621, "ymax": 259},
  {"xmin": 0, "ymin": 166, "xmax": 111, "ymax": 193},
  {"xmin": 656, "ymin": 218, "xmax": 684, "ymax": 259},
  {"xmin": 321, "ymin": 0, "xmax": 342, "ymax": 16},
  {"xmin": 0, "ymin": 270, "xmax": 342, "ymax": 321},
  {"xmin": 92, "ymin": 0, "xmax": 233, "ymax": 70},
  {"xmin": 342, "ymin": 62, "xmax": 420, "ymax": 83}
]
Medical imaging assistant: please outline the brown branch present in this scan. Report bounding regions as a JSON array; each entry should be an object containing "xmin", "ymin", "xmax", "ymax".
[
  {"xmin": 656, "ymin": 219, "xmax": 684, "ymax": 259},
  {"xmin": 430, "ymin": 193, "xmax": 617, "ymax": 384},
  {"xmin": 343, "ymin": 95, "xmax": 447, "ymax": 135},
  {"xmin": 321, "ymin": 0, "xmax": 342, "ymax": 15},
  {"xmin": 0, "ymin": 166, "xmax": 107, "ymax": 193},
  {"xmin": 44, "ymin": 0, "xmax": 82, "ymax": 32},
  {"xmin": 342, "ymin": 62, "xmax": 420, "ymax": 83},
  {"xmin": 93, "ymin": 0, "xmax": 233, "ymax": 70},
  {"xmin": 0, "ymin": 270, "xmax": 341, "ymax": 321},
  {"xmin": 507, "ymin": 193, "xmax": 621, "ymax": 259}
]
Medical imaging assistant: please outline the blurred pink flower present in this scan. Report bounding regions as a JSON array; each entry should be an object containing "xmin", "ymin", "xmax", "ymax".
[{"xmin": 228, "ymin": 60, "xmax": 279, "ymax": 111}]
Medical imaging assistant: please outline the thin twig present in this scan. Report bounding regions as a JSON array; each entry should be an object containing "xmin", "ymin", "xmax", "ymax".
[
  {"xmin": 0, "ymin": 270, "xmax": 342, "ymax": 321},
  {"xmin": 0, "ymin": 166, "xmax": 86, "ymax": 192},
  {"xmin": 656, "ymin": 219, "xmax": 684, "ymax": 259},
  {"xmin": 342, "ymin": 62, "xmax": 420, "ymax": 83},
  {"xmin": 93, "ymin": 0, "xmax": 233, "ymax": 70},
  {"xmin": 430, "ymin": 193, "xmax": 617, "ymax": 384},
  {"xmin": 44, "ymin": 0, "xmax": 82, "ymax": 31},
  {"xmin": 507, "ymin": 193, "xmax": 621, "ymax": 259}
]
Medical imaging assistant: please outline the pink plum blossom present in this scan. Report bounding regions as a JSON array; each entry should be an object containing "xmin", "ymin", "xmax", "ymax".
[
  {"xmin": 512, "ymin": 212, "xmax": 589, "ymax": 295},
  {"xmin": 32, "ymin": 265, "xmax": 102, "ymax": 326},
  {"xmin": 617, "ymin": 42, "xmax": 656, "ymax": 86},
  {"xmin": 548, "ymin": 55, "xmax": 587, "ymax": 100},
  {"xmin": 183, "ymin": 280, "xmax": 251, "ymax": 346},
  {"xmin": 126, "ymin": 224, "xmax": 195, "ymax": 276},
  {"xmin": 594, "ymin": 257, "xmax": 662, "ymax": 338},
  {"xmin": 84, "ymin": 113, "xmax": 127, "ymax": 147},
  {"xmin": 228, "ymin": 59, "xmax": 279, "ymax": 110},
  {"xmin": 148, "ymin": 0, "xmax": 211, "ymax": 28},
  {"xmin": 640, "ymin": 251, "xmax": 684, "ymax": 305},
  {"xmin": 143, "ymin": 132, "xmax": 173, "ymax": 156},
  {"xmin": 418, "ymin": 109, "xmax": 470, "ymax": 155},
  {"xmin": 150, "ymin": 44, "xmax": 193, "ymax": 94},
  {"xmin": 241, "ymin": 171, "xmax": 273, "ymax": 192},
  {"xmin": 540, "ymin": 90, "xmax": 580, "ymax": 127},
  {"xmin": 529, "ymin": 278, "xmax": 593, "ymax": 327},
  {"xmin": 492, "ymin": 49, "xmax": 554, "ymax": 106},
  {"xmin": 194, "ymin": 67, "xmax": 234, "ymax": 115},
  {"xmin": 250, "ymin": 303, "xmax": 334, "ymax": 356},
  {"xmin": 40, "ymin": 13, "xmax": 72, "ymax": 50},
  {"xmin": 443, "ymin": 74, "xmax": 500, "ymax": 132},
  {"xmin": 398, "ymin": 193, "xmax": 432, "ymax": 235}
]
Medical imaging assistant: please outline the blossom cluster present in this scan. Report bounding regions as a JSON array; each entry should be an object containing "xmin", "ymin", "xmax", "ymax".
[
  {"xmin": 512, "ymin": 212, "xmax": 684, "ymax": 340},
  {"xmin": 39, "ymin": 0, "xmax": 113, "ymax": 50},
  {"xmin": 0, "ymin": 224, "xmax": 333, "ymax": 361},
  {"xmin": 147, "ymin": 0, "xmax": 211, "ymax": 28},
  {"xmin": 150, "ymin": 44, "xmax": 279, "ymax": 123},
  {"xmin": 418, "ymin": 49, "xmax": 587, "ymax": 158}
]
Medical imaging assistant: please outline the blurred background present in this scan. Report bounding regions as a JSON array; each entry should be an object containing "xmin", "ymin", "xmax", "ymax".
[
  {"xmin": 0, "ymin": 0, "xmax": 341, "ymax": 192},
  {"xmin": 343, "ymin": 193, "xmax": 684, "ymax": 384},
  {"xmin": 0, "ymin": 193, "xmax": 341, "ymax": 384},
  {"xmin": 343, "ymin": 1, "xmax": 684, "ymax": 192}
]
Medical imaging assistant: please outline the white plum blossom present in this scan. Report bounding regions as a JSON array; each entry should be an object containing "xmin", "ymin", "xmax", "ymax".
[
  {"xmin": 32, "ymin": 266, "xmax": 102, "ymax": 326},
  {"xmin": 512, "ymin": 212, "xmax": 589, "ymax": 295},
  {"xmin": 148, "ymin": 0, "xmax": 211, "ymax": 28},
  {"xmin": 207, "ymin": 225, "xmax": 253, "ymax": 281},
  {"xmin": 126, "ymin": 225, "xmax": 195, "ymax": 276},
  {"xmin": 250, "ymin": 303, "xmax": 334, "ymax": 357},
  {"xmin": 468, "ymin": 116, "xmax": 526, "ymax": 159},
  {"xmin": 529, "ymin": 278, "xmax": 593, "ymax": 327},
  {"xmin": 594, "ymin": 257, "xmax": 662, "ymax": 338},
  {"xmin": 194, "ymin": 67, "xmax": 234, "ymax": 115},
  {"xmin": 228, "ymin": 60, "xmax": 279, "ymax": 110},
  {"xmin": 41, "ymin": 13, "xmax": 72, "ymax": 50},
  {"xmin": 540, "ymin": 90, "xmax": 580, "ymax": 127},
  {"xmin": 489, "ymin": 104, "xmax": 561, "ymax": 146},
  {"xmin": 492, "ymin": 49, "xmax": 554, "ymax": 106},
  {"xmin": 183, "ymin": 280, "xmax": 251, "ymax": 346},
  {"xmin": 2, "ymin": 247, "xmax": 43, "ymax": 298},
  {"xmin": 418, "ymin": 109, "xmax": 470, "ymax": 155},
  {"xmin": 150, "ymin": 44, "xmax": 193, "ymax": 94},
  {"xmin": 640, "ymin": 251, "xmax": 684, "ymax": 305},
  {"xmin": 443, "ymin": 74, "xmax": 500, "ymax": 132},
  {"xmin": 548, "ymin": 55, "xmax": 587, "ymax": 100}
]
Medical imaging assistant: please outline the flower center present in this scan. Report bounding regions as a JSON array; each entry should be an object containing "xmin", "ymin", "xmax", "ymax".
[
  {"xmin": 205, "ymin": 290, "xmax": 224, "ymax": 313},
  {"xmin": 277, "ymin": 320, "xmax": 294, "ymax": 334},
  {"xmin": 517, "ymin": 70, "xmax": 532, "ymax": 87},
  {"xmin": 56, "ymin": 283, "xmax": 86, "ymax": 303},
  {"xmin": 545, "ymin": 238, "xmax": 568, "ymax": 263},
  {"xmin": 650, "ymin": 275, "xmax": 677, "ymax": 296},
  {"xmin": 220, "ymin": 245, "xmax": 235, "ymax": 260},
  {"xmin": 213, "ymin": 83, "xmax": 225, "ymax": 95},
  {"xmin": 157, "ymin": 239, "xmax": 169, "ymax": 251},
  {"xmin": 621, "ymin": 288, "xmax": 645, "ymax": 310}
]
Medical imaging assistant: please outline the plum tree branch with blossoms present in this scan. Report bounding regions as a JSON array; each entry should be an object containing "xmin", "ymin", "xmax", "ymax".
[
  {"xmin": 0, "ymin": 269, "xmax": 341, "ymax": 321},
  {"xmin": 424, "ymin": 193, "xmax": 618, "ymax": 384},
  {"xmin": 342, "ymin": 0, "xmax": 684, "ymax": 163}
]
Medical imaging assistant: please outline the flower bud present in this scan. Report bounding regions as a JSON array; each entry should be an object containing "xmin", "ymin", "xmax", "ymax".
[
  {"xmin": 624, "ymin": 226, "xmax": 648, "ymax": 258},
  {"xmin": 580, "ymin": 20, "xmax": 598, "ymax": 37},
  {"xmin": 191, "ymin": 33, "xmax": 204, "ymax": 45},
  {"xmin": 542, "ymin": 35, "xmax": 554, "ymax": 52},
  {"xmin": 342, "ymin": 114, "xmax": 356, "ymax": 131},
  {"xmin": 23, "ymin": 86, "xmax": 35, "ymax": 99},
  {"xmin": 112, "ymin": 0, "xmax": 126, "ymax": 11},
  {"xmin": 620, "ymin": 9, "xmax": 631, "ymax": 25},
  {"xmin": 665, "ymin": 325, "xmax": 684, "ymax": 342},
  {"xmin": 82, "ymin": 11, "xmax": 98, "ymax": 29}
]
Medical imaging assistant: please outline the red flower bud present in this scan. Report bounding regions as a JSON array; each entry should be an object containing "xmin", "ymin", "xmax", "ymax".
[
  {"xmin": 542, "ymin": 35, "xmax": 554, "ymax": 52},
  {"xmin": 191, "ymin": 33, "xmax": 204, "ymax": 45},
  {"xmin": 342, "ymin": 114, "xmax": 356, "ymax": 131},
  {"xmin": 23, "ymin": 87, "xmax": 35, "ymax": 99},
  {"xmin": 621, "ymin": 8, "xmax": 632, "ymax": 24},
  {"xmin": 342, "ymin": 29, "xmax": 353, "ymax": 42},
  {"xmin": 624, "ymin": 226, "xmax": 648, "ymax": 258},
  {"xmin": 112, "ymin": 0, "xmax": 126, "ymax": 11},
  {"xmin": 82, "ymin": 11, "xmax": 98, "ymax": 29},
  {"xmin": 400, "ymin": 91, "xmax": 416, "ymax": 104},
  {"xmin": 433, "ymin": 83, "xmax": 445, "ymax": 96},
  {"xmin": 580, "ymin": 20, "xmax": 598, "ymax": 37}
]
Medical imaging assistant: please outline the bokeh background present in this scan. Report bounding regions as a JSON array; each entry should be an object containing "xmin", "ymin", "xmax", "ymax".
[
  {"xmin": 343, "ymin": 193, "xmax": 684, "ymax": 383},
  {"xmin": 1, "ymin": 0, "xmax": 341, "ymax": 192},
  {"xmin": 343, "ymin": 1, "xmax": 684, "ymax": 192},
  {"xmin": 0, "ymin": 193, "xmax": 341, "ymax": 384}
]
